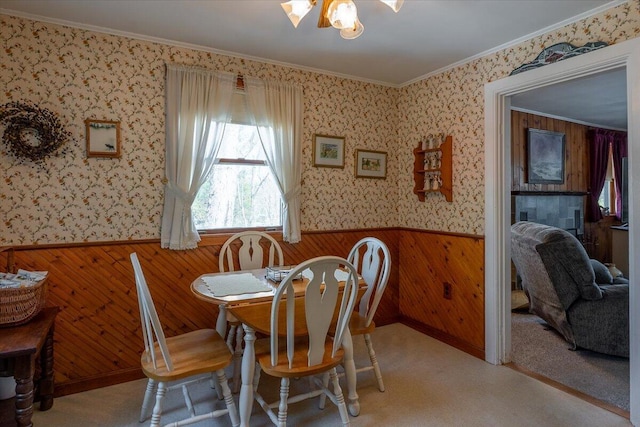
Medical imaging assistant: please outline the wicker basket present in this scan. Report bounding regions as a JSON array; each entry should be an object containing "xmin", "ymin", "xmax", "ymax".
[
  {"xmin": 0, "ymin": 247, "xmax": 48, "ymax": 328},
  {"xmin": 0, "ymin": 280, "xmax": 48, "ymax": 327}
]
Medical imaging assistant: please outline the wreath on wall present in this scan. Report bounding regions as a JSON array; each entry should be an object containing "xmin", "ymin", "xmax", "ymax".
[{"xmin": 0, "ymin": 101, "xmax": 71, "ymax": 164}]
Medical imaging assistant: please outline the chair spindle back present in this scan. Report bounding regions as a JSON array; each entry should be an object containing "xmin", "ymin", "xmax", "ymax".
[{"xmin": 348, "ymin": 237, "xmax": 391, "ymax": 326}]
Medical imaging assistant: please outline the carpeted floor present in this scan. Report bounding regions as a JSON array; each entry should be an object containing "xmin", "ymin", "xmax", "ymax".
[
  {"xmin": 24, "ymin": 323, "xmax": 631, "ymax": 427},
  {"xmin": 511, "ymin": 311, "xmax": 630, "ymax": 412}
]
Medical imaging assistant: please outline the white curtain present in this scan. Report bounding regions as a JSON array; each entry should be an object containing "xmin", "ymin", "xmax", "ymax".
[
  {"xmin": 161, "ymin": 65, "xmax": 235, "ymax": 250},
  {"xmin": 244, "ymin": 76, "xmax": 303, "ymax": 243}
]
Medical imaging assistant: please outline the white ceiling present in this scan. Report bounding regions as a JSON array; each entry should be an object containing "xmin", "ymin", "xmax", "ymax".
[
  {"xmin": 511, "ymin": 67, "xmax": 628, "ymax": 130},
  {"xmin": 0, "ymin": 0, "xmax": 628, "ymax": 129}
]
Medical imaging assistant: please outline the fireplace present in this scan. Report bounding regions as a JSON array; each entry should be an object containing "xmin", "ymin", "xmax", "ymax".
[{"xmin": 512, "ymin": 192, "xmax": 587, "ymax": 239}]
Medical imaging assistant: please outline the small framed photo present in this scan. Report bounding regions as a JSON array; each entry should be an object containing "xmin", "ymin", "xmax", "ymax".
[
  {"xmin": 313, "ymin": 134, "xmax": 345, "ymax": 168},
  {"xmin": 86, "ymin": 119, "xmax": 121, "ymax": 158},
  {"xmin": 527, "ymin": 128, "xmax": 565, "ymax": 184},
  {"xmin": 355, "ymin": 149, "xmax": 387, "ymax": 179}
]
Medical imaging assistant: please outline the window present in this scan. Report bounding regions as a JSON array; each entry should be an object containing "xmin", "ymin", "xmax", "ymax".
[
  {"xmin": 597, "ymin": 143, "xmax": 616, "ymax": 216},
  {"xmin": 192, "ymin": 92, "xmax": 282, "ymax": 230}
]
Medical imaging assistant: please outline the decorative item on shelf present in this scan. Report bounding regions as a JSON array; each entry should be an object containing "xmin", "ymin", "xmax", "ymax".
[
  {"xmin": 431, "ymin": 175, "xmax": 441, "ymax": 190},
  {"xmin": 428, "ymin": 134, "xmax": 436, "ymax": 149},
  {"xmin": 0, "ymin": 101, "xmax": 71, "ymax": 165},
  {"xmin": 412, "ymin": 134, "xmax": 452, "ymax": 202}
]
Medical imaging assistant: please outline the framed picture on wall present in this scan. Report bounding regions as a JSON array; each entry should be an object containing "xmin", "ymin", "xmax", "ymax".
[
  {"xmin": 527, "ymin": 128, "xmax": 565, "ymax": 184},
  {"xmin": 355, "ymin": 149, "xmax": 387, "ymax": 179},
  {"xmin": 86, "ymin": 119, "xmax": 121, "ymax": 158},
  {"xmin": 313, "ymin": 134, "xmax": 345, "ymax": 168}
]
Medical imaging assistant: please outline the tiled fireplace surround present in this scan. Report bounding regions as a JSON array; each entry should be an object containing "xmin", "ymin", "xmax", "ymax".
[{"xmin": 512, "ymin": 193, "xmax": 586, "ymax": 239}]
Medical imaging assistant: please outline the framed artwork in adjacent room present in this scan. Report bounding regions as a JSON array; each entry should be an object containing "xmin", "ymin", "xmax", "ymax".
[
  {"xmin": 313, "ymin": 134, "xmax": 345, "ymax": 168},
  {"xmin": 527, "ymin": 128, "xmax": 565, "ymax": 184},
  {"xmin": 86, "ymin": 119, "xmax": 121, "ymax": 158},
  {"xmin": 355, "ymin": 149, "xmax": 387, "ymax": 179}
]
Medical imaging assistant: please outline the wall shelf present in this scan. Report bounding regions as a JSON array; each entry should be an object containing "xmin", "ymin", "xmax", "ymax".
[{"xmin": 413, "ymin": 135, "xmax": 452, "ymax": 202}]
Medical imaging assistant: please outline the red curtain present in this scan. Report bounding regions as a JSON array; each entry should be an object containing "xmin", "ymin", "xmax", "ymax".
[{"xmin": 587, "ymin": 128, "xmax": 628, "ymax": 222}]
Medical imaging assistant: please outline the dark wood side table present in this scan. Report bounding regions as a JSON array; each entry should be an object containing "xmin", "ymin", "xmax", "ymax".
[{"xmin": 0, "ymin": 307, "xmax": 58, "ymax": 427}]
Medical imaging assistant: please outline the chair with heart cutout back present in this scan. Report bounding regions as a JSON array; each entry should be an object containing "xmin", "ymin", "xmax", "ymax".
[
  {"xmin": 344, "ymin": 237, "xmax": 391, "ymax": 392},
  {"xmin": 218, "ymin": 231, "xmax": 285, "ymax": 393},
  {"xmin": 130, "ymin": 253, "xmax": 239, "ymax": 427},
  {"xmin": 252, "ymin": 255, "xmax": 359, "ymax": 426}
]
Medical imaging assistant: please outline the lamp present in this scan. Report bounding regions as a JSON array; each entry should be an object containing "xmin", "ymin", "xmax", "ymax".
[
  {"xmin": 327, "ymin": 0, "xmax": 358, "ymax": 30},
  {"xmin": 379, "ymin": 0, "xmax": 404, "ymax": 13},
  {"xmin": 281, "ymin": 0, "xmax": 317, "ymax": 28},
  {"xmin": 280, "ymin": 0, "xmax": 402, "ymax": 40},
  {"xmin": 339, "ymin": 18, "xmax": 364, "ymax": 39}
]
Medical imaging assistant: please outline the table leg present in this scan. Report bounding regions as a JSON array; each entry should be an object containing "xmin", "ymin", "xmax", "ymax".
[
  {"xmin": 216, "ymin": 305, "xmax": 228, "ymax": 338},
  {"xmin": 238, "ymin": 324, "xmax": 256, "ymax": 427},
  {"xmin": 341, "ymin": 328, "xmax": 360, "ymax": 417},
  {"xmin": 14, "ymin": 355, "xmax": 35, "ymax": 427},
  {"xmin": 39, "ymin": 325, "xmax": 55, "ymax": 411}
]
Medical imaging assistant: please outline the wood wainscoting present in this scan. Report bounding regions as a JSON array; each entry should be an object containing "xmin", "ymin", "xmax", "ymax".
[
  {"xmin": 5, "ymin": 229, "xmax": 400, "ymax": 397},
  {"xmin": 398, "ymin": 229, "xmax": 485, "ymax": 358},
  {"xmin": 5, "ymin": 227, "xmax": 484, "ymax": 396}
]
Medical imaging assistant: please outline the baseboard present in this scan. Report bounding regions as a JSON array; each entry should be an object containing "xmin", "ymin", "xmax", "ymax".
[
  {"xmin": 54, "ymin": 368, "xmax": 145, "ymax": 397},
  {"xmin": 399, "ymin": 316, "xmax": 485, "ymax": 360},
  {"xmin": 506, "ymin": 362, "xmax": 630, "ymax": 420}
]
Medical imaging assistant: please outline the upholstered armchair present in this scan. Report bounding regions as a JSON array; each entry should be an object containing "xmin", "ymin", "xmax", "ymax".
[{"xmin": 511, "ymin": 221, "xmax": 629, "ymax": 357}]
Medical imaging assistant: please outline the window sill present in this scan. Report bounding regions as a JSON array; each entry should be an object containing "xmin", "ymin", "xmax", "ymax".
[{"xmin": 197, "ymin": 228, "xmax": 283, "ymax": 246}]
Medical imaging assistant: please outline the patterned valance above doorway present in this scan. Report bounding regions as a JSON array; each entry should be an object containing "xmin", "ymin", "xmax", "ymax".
[{"xmin": 510, "ymin": 41, "xmax": 608, "ymax": 76}]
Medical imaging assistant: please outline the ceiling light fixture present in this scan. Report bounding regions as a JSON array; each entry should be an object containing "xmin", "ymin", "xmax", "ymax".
[{"xmin": 280, "ymin": 0, "xmax": 403, "ymax": 40}]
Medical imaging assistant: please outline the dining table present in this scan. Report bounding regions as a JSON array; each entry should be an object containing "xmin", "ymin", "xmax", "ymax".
[{"xmin": 191, "ymin": 267, "xmax": 363, "ymax": 427}]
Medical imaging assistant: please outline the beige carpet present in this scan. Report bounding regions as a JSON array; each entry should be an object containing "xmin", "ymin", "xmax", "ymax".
[
  {"xmin": 28, "ymin": 323, "xmax": 631, "ymax": 427},
  {"xmin": 511, "ymin": 311, "xmax": 629, "ymax": 411}
]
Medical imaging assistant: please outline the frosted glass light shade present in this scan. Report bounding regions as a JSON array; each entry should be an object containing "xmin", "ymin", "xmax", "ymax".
[
  {"xmin": 327, "ymin": 0, "xmax": 358, "ymax": 30},
  {"xmin": 281, "ymin": 0, "xmax": 315, "ymax": 28},
  {"xmin": 340, "ymin": 18, "xmax": 364, "ymax": 39},
  {"xmin": 379, "ymin": 0, "xmax": 404, "ymax": 12}
]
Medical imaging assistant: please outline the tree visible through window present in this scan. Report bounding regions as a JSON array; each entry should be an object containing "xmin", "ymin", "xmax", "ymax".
[{"xmin": 192, "ymin": 122, "xmax": 282, "ymax": 230}]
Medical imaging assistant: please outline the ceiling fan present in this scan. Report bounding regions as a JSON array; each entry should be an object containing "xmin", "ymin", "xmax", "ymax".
[{"xmin": 281, "ymin": 0, "xmax": 404, "ymax": 40}]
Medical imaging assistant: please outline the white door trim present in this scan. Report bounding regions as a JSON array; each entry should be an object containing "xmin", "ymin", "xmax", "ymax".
[{"xmin": 484, "ymin": 36, "xmax": 640, "ymax": 424}]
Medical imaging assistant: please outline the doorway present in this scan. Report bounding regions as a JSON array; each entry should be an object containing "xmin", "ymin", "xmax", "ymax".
[
  {"xmin": 508, "ymin": 72, "xmax": 629, "ymax": 411},
  {"xmin": 484, "ymin": 37, "xmax": 640, "ymax": 424}
]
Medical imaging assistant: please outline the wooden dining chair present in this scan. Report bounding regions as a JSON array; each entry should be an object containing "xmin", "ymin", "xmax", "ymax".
[
  {"xmin": 252, "ymin": 256, "xmax": 359, "ymax": 426},
  {"xmin": 218, "ymin": 231, "xmax": 284, "ymax": 393},
  {"xmin": 345, "ymin": 237, "xmax": 391, "ymax": 392},
  {"xmin": 130, "ymin": 253, "xmax": 239, "ymax": 427}
]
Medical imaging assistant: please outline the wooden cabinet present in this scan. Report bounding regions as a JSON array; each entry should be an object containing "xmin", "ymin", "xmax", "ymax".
[
  {"xmin": 611, "ymin": 225, "xmax": 629, "ymax": 278},
  {"xmin": 413, "ymin": 135, "xmax": 452, "ymax": 202}
]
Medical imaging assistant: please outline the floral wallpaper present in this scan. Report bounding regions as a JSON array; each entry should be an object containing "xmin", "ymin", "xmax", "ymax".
[
  {"xmin": 1, "ymin": 1, "xmax": 639, "ymax": 245},
  {"xmin": 0, "ymin": 14, "xmax": 397, "ymax": 245},
  {"xmin": 397, "ymin": 0, "xmax": 640, "ymax": 235}
]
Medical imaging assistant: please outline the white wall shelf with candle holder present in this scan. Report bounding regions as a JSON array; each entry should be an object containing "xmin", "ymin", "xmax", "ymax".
[{"xmin": 412, "ymin": 134, "xmax": 452, "ymax": 202}]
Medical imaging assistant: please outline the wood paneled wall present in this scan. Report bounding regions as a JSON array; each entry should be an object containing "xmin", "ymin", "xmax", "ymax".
[
  {"xmin": 511, "ymin": 110, "xmax": 590, "ymax": 192},
  {"xmin": 398, "ymin": 230, "xmax": 485, "ymax": 358},
  {"xmin": 6, "ymin": 229, "xmax": 401, "ymax": 396},
  {"xmin": 6, "ymin": 227, "xmax": 485, "ymax": 396},
  {"xmin": 510, "ymin": 110, "xmax": 623, "ymax": 261}
]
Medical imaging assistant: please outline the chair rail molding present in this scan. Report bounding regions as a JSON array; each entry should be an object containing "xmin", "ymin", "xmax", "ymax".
[{"xmin": 484, "ymin": 36, "xmax": 640, "ymax": 424}]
